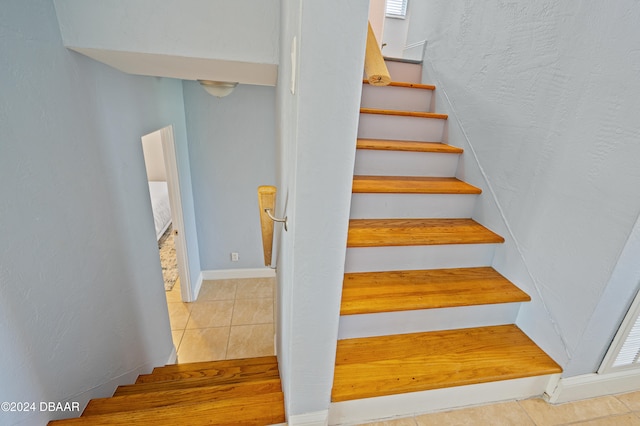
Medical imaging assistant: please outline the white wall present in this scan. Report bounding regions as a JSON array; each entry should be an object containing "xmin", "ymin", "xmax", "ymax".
[
  {"xmin": 275, "ymin": 0, "xmax": 369, "ymax": 419},
  {"xmin": 142, "ymin": 130, "xmax": 167, "ymax": 181},
  {"xmin": 0, "ymin": 2, "xmax": 195, "ymax": 423},
  {"xmin": 183, "ymin": 82, "xmax": 276, "ymax": 271},
  {"xmin": 414, "ymin": 1, "xmax": 640, "ymax": 376}
]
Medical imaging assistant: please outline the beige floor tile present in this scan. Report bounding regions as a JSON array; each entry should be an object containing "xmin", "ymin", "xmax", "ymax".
[
  {"xmin": 567, "ymin": 413, "xmax": 640, "ymax": 425},
  {"xmin": 166, "ymin": 302, "xmax": 192, "ymax": 330},
  {"xmin": 177, "ymin": 327, "xmax": 229, "ymax": 363},
  {"xmin": 361, "ymin": 417, "xmax": 417, "ymax": 425},
  {"xmin": 171, "ymin": 329, "xmax": 184, "ymax": 351},
  {"xmin": 165, "ymin": 285, "xmax": 183, "ymax": 303},
  {"xmin": 415, "ymin": 401, "xmax": 534, "ymax": 426},
  {"xmin": 186, "ymin": 300, "xmax": 234, "ymax": 329},
  {"xmin": 198, "ymin": 280, "xmax": 237, "ymax": 301},
  {"xmin": 232, "ymin": 298, "xmax": 274, "ymax": 325},
  {"xmin": 236, "ymin": 277, "xmax": 275, "ymax": 299},
  {"xmin": 226, "ymin": 324, "xmax": 274, "ymax": 359},
  {"xmin": 519, "ymin": 397, "xmax": 630, "ymax": 426},
  {"xmin": 617, "ymin": 392, "xmax": 640, "ymax": 412}
]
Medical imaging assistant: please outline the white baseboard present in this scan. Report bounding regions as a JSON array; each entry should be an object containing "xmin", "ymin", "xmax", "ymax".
[
  {"xmin": 546, "ymin": 369, "xmax": 640, "ymax": 404},
  {"xmin": 167, "ymin": 346, "xmax": 177, "ymax": 365},
  {"xmin": 288, "ymin": 410, "xmax": 329, "ymax": 426},
  {"xmin": 201, "ymin": 268, "xmax": 276, "ymax": 280},
  {"xmin": 329, "ymin": 374, "xmax": 557, "ymax": 425}
]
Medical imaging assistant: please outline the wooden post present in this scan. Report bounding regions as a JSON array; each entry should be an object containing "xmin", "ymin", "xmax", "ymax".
[
  {"xmin": 364, "ymin": 21, "xmax": 391, "ymax": 86},
  {"xmin": 258, "ymin": 186, "xmax": 277, "ymax": 266}
]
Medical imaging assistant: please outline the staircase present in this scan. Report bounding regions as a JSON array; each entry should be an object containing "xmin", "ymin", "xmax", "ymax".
[
  {"xmin": 48, "ymin": 356, "xmax": 285, "ymax": 426},
  {"xmin": 330, "ymin": 60, "xmax": 561, "ymax": 424}
]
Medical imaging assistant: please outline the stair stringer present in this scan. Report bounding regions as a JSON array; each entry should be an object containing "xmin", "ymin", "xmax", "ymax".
[{"xmin": 420, "ymin": 56, "xmax": 569, "ymax": 369}]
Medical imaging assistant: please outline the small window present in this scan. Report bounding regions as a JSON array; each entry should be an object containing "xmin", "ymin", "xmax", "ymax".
[{"xmin": 386, "ymin": 0, "xmax": 408, "ymax": 19}]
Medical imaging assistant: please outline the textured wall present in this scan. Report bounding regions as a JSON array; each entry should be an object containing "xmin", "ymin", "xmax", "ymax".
[
  {"xmin": 0, "ymin": 2, "xmax": 190, "ymax": 423},
  {"xmin": 183, "ymin": 82, "xmax": 276, "ymax": 271},
  {"xmin": 275, "ymin": 0, "xmax": 369, "ymax": 418},
  {"xmin": 415, "ymin": 1, "xmax": 640, "ymax": 375}
]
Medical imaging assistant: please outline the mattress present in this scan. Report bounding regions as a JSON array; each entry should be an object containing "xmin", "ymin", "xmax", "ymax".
[{"xmin": 148, "ymin": 181, "xmax": 172, "ymax": 240}]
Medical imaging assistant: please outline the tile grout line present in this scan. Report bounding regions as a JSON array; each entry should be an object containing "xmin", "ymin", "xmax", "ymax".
[{"xmin": 224, "ymin": 285, "xmax": 239, "ymax": 360}]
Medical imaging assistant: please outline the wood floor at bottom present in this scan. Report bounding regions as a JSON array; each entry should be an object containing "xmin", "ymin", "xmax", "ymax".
[{"xmin": 48, "ymin": 356, "xmax": 285, "ymax": 426}]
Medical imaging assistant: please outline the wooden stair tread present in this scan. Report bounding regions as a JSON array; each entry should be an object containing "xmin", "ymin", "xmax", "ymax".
[
  {"xmin": 357, "ymin": 138, "xmax": 463, "ymax": 154},
  {"xmin": 115, "ymin": 364, "xmax": 280, "ymax": 396},
  {"xmin": 352, "ymin": 176, "xmax": 481, "ymax": 194},
  {"xmin": 341, "ymin": 267, "xmax": 530, "ymax": 315},
  {"xmin": 360, "ymin": 107, "xmax": 448, "ymax": 120},
  {"xmin": 48, "ymin": 392, "xmax": 285, "ymax": 425},
  {"xmin": 332, "ymin": 324, "xmax": 562, "ymax": 402},
  {"xmin": 83, "ymin": 378, "xmax": 282, "ymax": 416},
  {"xmin": 347, "ymin": 218, "xmax": 505, "ymax": 247},
  {"xmin": 149, "ymin": 355, "xmax": 277, "ymax": 376},
  {"xmin": 137, "ymin": 356, "xmax": 278, "ymax": 384},
  {"xmin": 363, "ymin": 79, "xmax": 435, "ymax": 90}
]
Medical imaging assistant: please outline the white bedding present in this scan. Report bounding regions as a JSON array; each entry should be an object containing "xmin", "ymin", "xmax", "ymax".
[{"xmin": 148, "ymin": 181, "xmax": 172, "ymax": 240}]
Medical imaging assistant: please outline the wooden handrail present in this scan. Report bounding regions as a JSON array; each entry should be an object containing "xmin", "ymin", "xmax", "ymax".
[
  {"xmin": 364, "ymin": 21, "xmax": 391, "ymax": 86},
  {"xmin": 258, "ymin": 185, "xmax": 277, "ymax": 266}
]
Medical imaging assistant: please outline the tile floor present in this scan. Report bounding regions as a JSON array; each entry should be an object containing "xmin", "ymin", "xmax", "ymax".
[
  {"xmin": 360, "ymin": 391, "xmax": 640, "ymax": 426},
  {"xmin": 165, "ymin": 277, "xmax": 275, "ymax": 363}
]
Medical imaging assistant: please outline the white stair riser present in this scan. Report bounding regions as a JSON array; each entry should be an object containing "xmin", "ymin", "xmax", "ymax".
[
  {"xmin": 350, "ymin": 193, "xmax": 476, "ymax": 219},
  {"xmin": 344, "ymin": 244, "xmax": 497, "ymax": 273},
  {"xmin": 361, "ymin": 84, "xmax": 433, "ymax": 112},
  {"xmin": 384, "ymin": 60, "xmax": 423, "ymax": 84},
  {"xmin": 354, "ymin": 150, "xmax": 459, "ymax": 177},
  {"xmin": 358, "ymin": 113, "xmax": 445, "ymax": 142},
  {"xmin": 338, "ymin": 303, "xmax": 521, "ymax": 340},
  {"xmin": 329, "ymin": 375, "xmax": 558, "ymax": 425}
]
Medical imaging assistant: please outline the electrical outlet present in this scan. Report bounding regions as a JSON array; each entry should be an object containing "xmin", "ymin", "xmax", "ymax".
[{"xmin": 231, "ymin": 252, "xmax": 239, "ymax": 262}]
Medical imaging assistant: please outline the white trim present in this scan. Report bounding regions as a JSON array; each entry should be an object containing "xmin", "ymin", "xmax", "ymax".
[
  {"xmin": 288, "ymin": 410, "xmax": 328, "ymax": 426},
  {"xmin": 167, "ymin": 346, "xmax": 177, "ymax": 365},
  {"xmin": 159, "ymin": 125, "xmax": 194, "ymax": 302},
  {"xmin": 599, "ymin": 287, "xmax": 640, "ymax": 372},
  {"xmin": 329, "ymin": 375, "xmax": 557, "ymax": 425},
  {"xmin": 201, "ymin": 268, "xmax": 277, "ymax": 280},
  {"xmin": 546, "ymin": 370, "xmax": 640, "ymax": 404}
]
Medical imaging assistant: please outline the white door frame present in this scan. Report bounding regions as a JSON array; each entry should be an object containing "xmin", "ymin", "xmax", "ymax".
[{"xmin": 159, "ymin": 125, "xmax": 193, "ymax": 302}]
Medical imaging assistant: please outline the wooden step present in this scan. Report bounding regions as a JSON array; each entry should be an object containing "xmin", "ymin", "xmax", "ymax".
[
  {"xmin": 347, "ymin": 218, "xmax": 505, "ymax": 248},
  {"xmin": 357, "ymin": 138, "xmax": 463, "ymax": 154},
  {"xmin": 139, "ymin": 356, "xmax": 277, "ymax": 383},
  {"xmin": 352, "ymin": 176, "xmax": 481, "ymax": 194},
  {"xmin": 340, "ymin": 267, "xmax": 530, "ymax": 315},
  {"xmin": 83, "ymin": 378, "xmax": 282, "ymax": 416},
  {"xmin": 114, "ymin": 363, "xmax": 280, "ymax": 396},
  {"xmin": 331, "ymin": 324, "xmax": 562, "ymax": 402},
  {"xmin": 360, "ymin": 107, "xmax": 448, "ymax": 120},
  {"xmin": 48, "ymin": 392, "xmax": 285, "ymax": 425},
  {"xmin": 363, "ymin": 79, "xmax": 435, "ymax": 90}
]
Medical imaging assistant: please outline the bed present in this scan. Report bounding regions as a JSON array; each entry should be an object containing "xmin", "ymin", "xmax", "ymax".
[{"xmin": 148, "ymin": 181, "xmax": 172, "ymax": 240}]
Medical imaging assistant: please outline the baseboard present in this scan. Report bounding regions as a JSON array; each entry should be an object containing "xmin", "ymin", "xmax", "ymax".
[
  {"xmin": 288, "ymin": 410, "xmax": 329, "ymax": 426},
  {"xmin": 200, "ymin": 268, "xmax": 276, "ymax": 280},
  {"xmin": 329, "ymin": 374, "xmax": 557, "ymax": 425},
  {"xmin": 546, "ymin": 369, "xmax": 640, "ymax": 404},
  {"xmin": 44, "ymin": 356, "xmax": 167, "ymax": 422},
  {"xmin": 167, "ymin": 345, "xmax": 177, "ymax": 365}
]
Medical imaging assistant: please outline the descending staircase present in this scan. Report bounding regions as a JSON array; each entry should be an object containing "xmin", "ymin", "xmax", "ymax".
[
  {"xmin": 48, "ymin": 356, "xmax": 285, "ymax": 426},
  {"xmin": 330, "ymin": 60, "xmax": 561, "ymax": 424}
]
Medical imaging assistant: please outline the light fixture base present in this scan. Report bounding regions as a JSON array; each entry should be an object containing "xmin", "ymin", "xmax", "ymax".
[{"xmin": 198, "ymin": 80, "xmax": 238, "ymax": 97}]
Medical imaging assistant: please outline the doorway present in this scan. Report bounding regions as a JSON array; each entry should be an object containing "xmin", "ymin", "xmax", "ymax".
[{"xmin": 141, "ymin": 126, "xmax": 191, "ymax": 303}]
